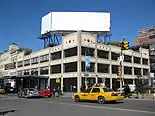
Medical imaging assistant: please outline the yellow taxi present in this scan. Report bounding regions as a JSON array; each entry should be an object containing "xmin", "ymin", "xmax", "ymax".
[
  {"xmin": 72, "ymin": 86, "xmax": 124, "ymax": 104},
  {"xmin": 0, "ymin": 88, "xmax": 5, "ymax": 94}
]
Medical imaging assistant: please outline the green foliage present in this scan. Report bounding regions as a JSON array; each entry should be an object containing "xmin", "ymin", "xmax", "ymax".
[{"xmin": 106, "ymin": 41, "xmax": 120, "ymax": 47}]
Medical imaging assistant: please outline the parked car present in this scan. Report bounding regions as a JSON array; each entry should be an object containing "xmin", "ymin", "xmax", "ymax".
[
  {"xmin": 39, "ymin": 88, "xmax": 53, "ymax": 97},
  {"xmin": 18, "ymin": 88, "xmax": 40, "ymax": 98},
  {"xmin": 118, "ymin": 84, "xmax": 136, "ymax": 93}
]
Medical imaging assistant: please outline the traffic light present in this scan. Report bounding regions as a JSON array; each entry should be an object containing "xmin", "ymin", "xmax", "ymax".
[
  {"xmin": 122, "ymin": 40, "xmax": 129, "ymax": 50},
  {"xmin": 117, "ymin": 76, "xmax": 124, "ymax": 81},
  {"xmin": 117, "ymin": 66, "xmax": 121, "ymax": 76}
]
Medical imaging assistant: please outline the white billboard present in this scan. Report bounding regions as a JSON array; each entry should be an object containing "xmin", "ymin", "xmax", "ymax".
[{"xmin": 41, "ymin": 12, "xmax": 110, "ymax": 35}]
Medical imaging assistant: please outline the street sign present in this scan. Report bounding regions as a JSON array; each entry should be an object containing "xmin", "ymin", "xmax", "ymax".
[{"xmin": 56, "ymin": 77, "xmax": 60, "ymax": 83}]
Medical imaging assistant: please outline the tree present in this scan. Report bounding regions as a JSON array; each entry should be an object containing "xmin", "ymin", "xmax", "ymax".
[{"xmin": 106, "ymin": 41, "xmax": 120, "ymax": 47}]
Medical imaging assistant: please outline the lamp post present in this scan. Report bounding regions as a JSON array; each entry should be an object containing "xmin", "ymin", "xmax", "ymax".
[{"xmin": 84, "ymin": 42, "xmax": 95, "ymax": 90}]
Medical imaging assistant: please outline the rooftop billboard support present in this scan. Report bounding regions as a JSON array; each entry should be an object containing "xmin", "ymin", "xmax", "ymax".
[{"xmin": 39, "ymin": 12, "xmax": 111, "ymax": 48}]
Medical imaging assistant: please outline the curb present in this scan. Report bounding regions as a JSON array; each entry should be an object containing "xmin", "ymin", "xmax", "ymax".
[{"xmin": 125, "ymin": 98, "xmax": 155, "ymax": 101}]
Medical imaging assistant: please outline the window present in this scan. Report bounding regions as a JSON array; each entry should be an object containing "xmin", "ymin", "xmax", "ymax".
[
  {"xmin": 124, "ymin": 55, "xmax": 132, "ymax": 62},
  {"xmin": 17, "ymin": 70, "xmax": 22, "ymax": 76},
  {"xmin": 124, "ymin": 67, "xmax": 132, "ymax": 74},
  {"xmin": 40, "ymin": 66, "xmax": 49, "ymax": 75},
  {"xmin": 92, "ymin": 88, "xmax": 100, "ymax": 93},
  {"xmin": 31, "ymin": 68, "xmax": 38, "ymax": 75},
  {"xmin": 102, "ymin": 88, "xmax": 113, "ymax": 92},
  {"xmin": 24, "ymin": 59, "xmax": 30, "ymax": 66},
  {"xmin": 40, "ymin": 54, "xmax": 49, "ymax": 63},
  {"xmin": 81, "ymin": 47, "xmax": 95, "ymax": 57},
  {"xmin": 85, "ymin": 88, "xmax": 91, "ymax": 93},
  {"xmin": 51, "ymin": 52, "xmax": 61, "ymax": 60},
  {"xmin": 64, "ymin": 47, "xmax": 77, "ymax": 58},
  {"xmin": 149, "ymin": 29, "xmax": 154, "ymax": 32},
  {"xmin": 111, "ymin": 52, "xmax": 119, "ymax": 60},
  {"xmin": 24, "ymin": 70, "xmax": 30, "ymax": 75},
  {"xmin": 17, "ymin": 61, "xmax": 22, "ymax": 67},
  {"xmin": 149, "ymin": 35, "xmax": 155, "ymax": 39},
  {"xmin": 31, "ymin": 57, "xmax": 39, "ymax": 64}
]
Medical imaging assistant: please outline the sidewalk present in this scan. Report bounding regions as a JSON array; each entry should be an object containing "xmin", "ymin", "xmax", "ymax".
[
  {"xmin": 125, "ymin": 93, "xmax": 155, "ymax": 101},
  {"xmin": 61, "ymin": 92, "xmax": 74, "ymax": 98}
]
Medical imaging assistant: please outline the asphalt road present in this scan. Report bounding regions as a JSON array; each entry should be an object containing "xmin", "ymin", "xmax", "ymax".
[{"xmin": 0, "ymin": 96, "xmax": 155, "ymax": 116}]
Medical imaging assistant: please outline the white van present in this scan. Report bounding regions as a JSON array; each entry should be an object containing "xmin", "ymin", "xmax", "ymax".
[{"xmin": 118, "ymin": 84, "xmax": 136, "ymax": 92}]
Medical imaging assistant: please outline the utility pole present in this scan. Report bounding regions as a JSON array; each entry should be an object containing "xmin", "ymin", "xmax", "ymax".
[
  {"xmin": 84, "ymin": 42, "xmax": 95, "ymax": 90},
  {"xmin": 118, "ymin": 38, "xmax": 129, "ymax": 93}
]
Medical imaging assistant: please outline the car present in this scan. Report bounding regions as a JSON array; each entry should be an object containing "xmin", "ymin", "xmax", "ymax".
[
  {"xmin": 39, "ymin": 88, "xmax": 53, "ymax": 97},
  {"xmin": 18, "ymin": 88, "xmax": 40, "ymax": 98},
  {"xmin": 0, "ymin": 88, "xmax": 5, "ymax": 94},
  {"xmin": 118, "ymin": 84, "xmax": 136, "ymax": 93},
  {"xmin": 72, "ymin": 86, "xmax": 124, "ymax": 104}
]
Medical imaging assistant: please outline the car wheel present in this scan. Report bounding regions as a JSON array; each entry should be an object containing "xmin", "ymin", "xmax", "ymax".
[
  {"xmin": 98, "ymin": 96, "xmax": 105, "ymax": 104},
  {"xmin": 74, "ymin": 95, "xmax": 80, "ymax": 102},
  {"xmin": 48, "ymin": 95, "xmax": 52, "ymax": 98},
  {"xmin": 2, "ymin": 90, "xmax": 5, "ymax": 94},
  {"xmin": 111, "ymin": 100, "xmax": 116, "ymax": 103},
  {"xmin": 18, "ymin": 93, "xmax": 21, "ymax": 98}
]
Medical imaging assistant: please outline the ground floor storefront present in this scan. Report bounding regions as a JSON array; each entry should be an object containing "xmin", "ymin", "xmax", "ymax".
[{"xmin": 49, "ymin": 77, "xmax": 137, "ymax": 92}]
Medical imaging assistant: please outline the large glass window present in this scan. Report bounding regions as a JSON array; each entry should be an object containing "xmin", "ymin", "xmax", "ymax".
[
  {"xmin": 18, "ymin": 61, "xmax": 23, "ymax": 67},
  {"xmin": 97, "ymin": 63, "xmax": 109, "ymax": 73},
  {"xmin": 51, "ymin": 64, "xmax": 61, "ymax": 74},
  {"xmin": 40, "ymin": 54, "xmax": 49, "ymax": 63},
  {"xmin": 24, "ymin": 59, "xmax": 30, "ymax": 66},
  {"xmin": 111, "ymin": 53, "xmax": 119, "ymax": 60},
  {"xmin": 64, "ymin": 47, "xmax": 77, "ymax": 58},
  {"xmin": 81, "ymin": 47, "xmax": 95, "ymax": 57},
  {"xmin": 40, "ymin": 66, "xmax": 49, "ymax": 75},
  {"xmin": 51, "ymin": 51, "xmax": 61, "ymax": 60},
  {"xmin": 31, "ymin": 57, "xmax": 39, "ymax": 64}
]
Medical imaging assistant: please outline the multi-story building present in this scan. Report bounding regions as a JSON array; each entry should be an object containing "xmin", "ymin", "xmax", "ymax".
[
  {"xmin": 0, "ymin": 31, "xmax": 150, "ymax": 92},
  {"xmin": 134, "ymin": 26, "xmax": 155, "ymax": 84}
]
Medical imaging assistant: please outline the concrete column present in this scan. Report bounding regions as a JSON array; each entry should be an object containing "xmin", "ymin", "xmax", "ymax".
[
  {"xmin": 77, "ymin": 31, "xmax": 82, "ymax": 92},
  {"xmin": 94, "ymin": 39, "xmax": 98, "ymax": 83},
  {"xmin": 141, "ymin": 68, "xmax": 143, "ymax": 77},
  {"xmin": 48, "ymin": 65, "xmax": 51, "ymax": 87},
  {"xmin": 95, "ymin": 76, "xmax": 98, "ymax": 84},
  {"xmin": 61, "ymin": 37, "xmax": 64, "ymax": 92},
  {"xmin": 109, "ymin": 45, "xmax": 112, "ymax": 89},
  {"xmin": 61, "ymin": 76, "xmax": 63, "ymax": 92},
  {"xmin": 133, "ymin": 79, "xmax": 135, "ymax": 85},
  {"xmin": 38, "ymin": 56, "xmax": 40, "ymax": 75},
  {"xmin": 38, "ymin": 67, "xmax": 40, "ymax": 75}
]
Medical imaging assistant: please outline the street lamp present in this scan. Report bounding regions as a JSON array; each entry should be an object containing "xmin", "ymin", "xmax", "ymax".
[{"xmin": 84, "ymin": 42, "xmax": 95, "ymax": 89}]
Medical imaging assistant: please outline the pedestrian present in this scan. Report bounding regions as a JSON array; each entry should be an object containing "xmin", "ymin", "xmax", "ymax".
[
  {"xmin": 124, "ymin": 85, "xmax": 131, "ymax": 98},
  {"xmin": 53, "ymin": 88, "xmax": 56, "ymax": 97}
]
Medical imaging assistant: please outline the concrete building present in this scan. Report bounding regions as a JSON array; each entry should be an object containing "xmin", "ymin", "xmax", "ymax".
[{"xmin": 0, "ymin": 32, "xmax": 150, "ymax": 92}]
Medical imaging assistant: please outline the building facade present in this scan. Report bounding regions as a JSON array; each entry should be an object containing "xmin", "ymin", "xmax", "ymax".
[
  {"xmin": 134, "ymin": 26, "xmax": 155, "ymax": 83},
  {"xmin": 0, "ymin": 32, "xmax": 150, "ymax": 92}
]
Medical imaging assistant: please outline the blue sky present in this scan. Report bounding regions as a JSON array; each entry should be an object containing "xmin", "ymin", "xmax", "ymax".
[{"xmin": 0, "ymin": 0, "xmax": 155, "ymax": 52}]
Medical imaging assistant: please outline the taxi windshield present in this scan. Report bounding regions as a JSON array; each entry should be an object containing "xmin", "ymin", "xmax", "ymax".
[{"xmin": 102, "ymin": 88, "xmax": 113, "ymax": 92}]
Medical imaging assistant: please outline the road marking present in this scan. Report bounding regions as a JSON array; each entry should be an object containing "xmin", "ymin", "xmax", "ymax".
[{"xmin": 49, "ymin": 101, "xmax": 155, "ymax": 114}]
